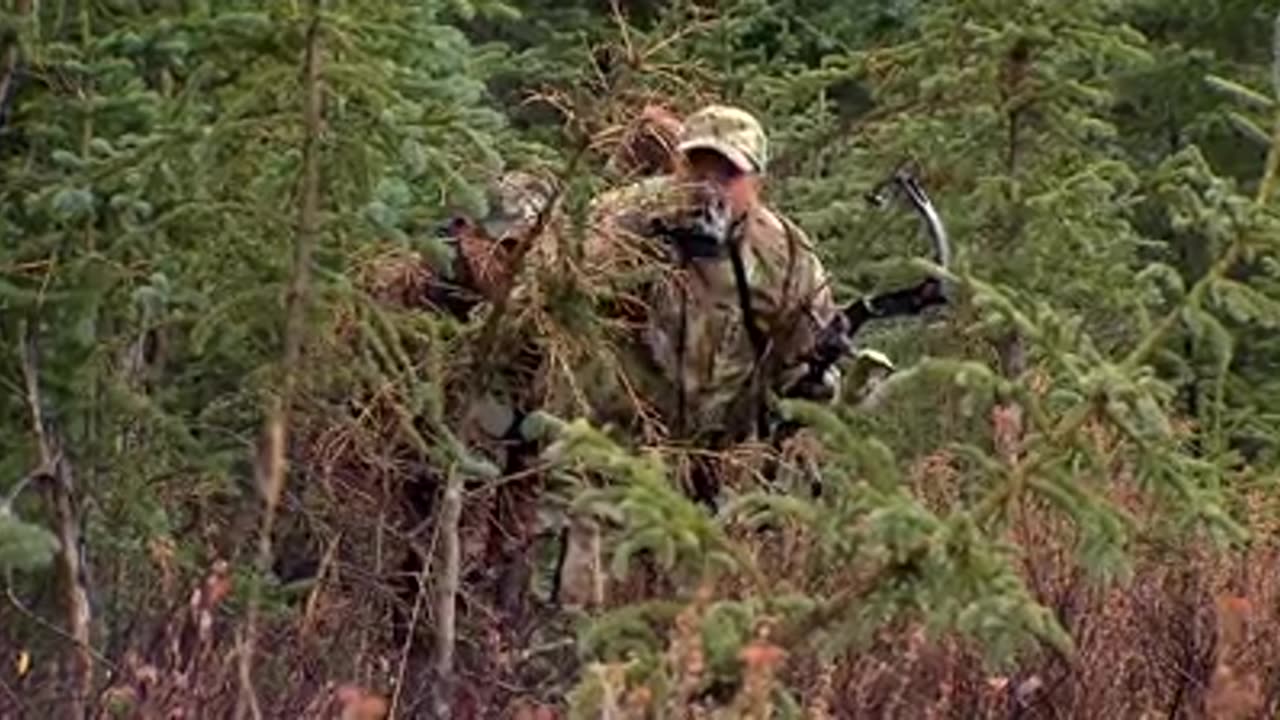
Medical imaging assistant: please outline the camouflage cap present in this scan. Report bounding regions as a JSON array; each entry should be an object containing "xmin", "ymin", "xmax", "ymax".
[
  {"xmin": 677, "ymin": 104, "xmax": 767, "ymax": 175},
  {"xmin": 481, "ymin": 171, "xmax": 557, "ymax": 241}
]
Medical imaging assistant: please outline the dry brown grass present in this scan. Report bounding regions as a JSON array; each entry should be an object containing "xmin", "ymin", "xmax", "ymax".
[
  {"xmin": 767, "ymin": 466, "xmax": 1280, "ymax": 720},
  {"xmin": 803, "ymin": 538, "xmax": 1279, "ymax": 719}
]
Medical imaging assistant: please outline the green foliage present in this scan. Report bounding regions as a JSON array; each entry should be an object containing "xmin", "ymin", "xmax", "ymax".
[
  {"xmin": 0, "ymin": 511, "xmax": 59, "ymax": 574},
  {"xmin": 1, "ymin": 0, "xmax": 519, "ymax": 687},
  {"xmin": 554, "ymin": 421, "xmax": 745, "ymax": 583},
  {"xmin": 3, "ymin": 0, "xmax": 1280, "ymax": 715}
]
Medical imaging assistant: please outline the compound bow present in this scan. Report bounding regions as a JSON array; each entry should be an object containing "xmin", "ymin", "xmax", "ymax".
[{"xmin": 785, "ymin": 160, "xmax": 953, "ymax": 403}]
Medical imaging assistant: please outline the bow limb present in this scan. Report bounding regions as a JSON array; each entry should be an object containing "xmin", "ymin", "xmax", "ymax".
[
  {"xmin": 848, "ymin": 162, "xmax": 952, "ymax": 330},
  {"xmin": 868, "ymin": 162, "xmax": 951, "ymax": 292},
  {"xmin": 899, "ymin": 172, "xmax": 952, "ymax": 297}
]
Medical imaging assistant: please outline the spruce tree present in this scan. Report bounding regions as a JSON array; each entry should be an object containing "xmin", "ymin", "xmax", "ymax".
[{"xmin": 1, "ymin": 0, "xmax": 514, "ymax": 713}]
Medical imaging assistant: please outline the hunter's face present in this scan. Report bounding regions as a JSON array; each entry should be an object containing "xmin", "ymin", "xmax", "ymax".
[
  {"xmin": 684, "ymin": 148, "xmax": 739, "ymax": 183},
  {"xmin": 683, "ymin": 148, "xmax": 759, "ymax": 214}
]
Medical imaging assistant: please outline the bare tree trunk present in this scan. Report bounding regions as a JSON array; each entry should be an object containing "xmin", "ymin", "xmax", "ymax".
[
  {"xmin": 20, "ymin": 326, "xmax": 94, "ymax": 720},
  {"xmin": 235, "ymin": 3, "xmax": 324, "ymax": 718},
  {"xmin": 431, "ymin": 467, "xmax": 463, "ymax": 720}
]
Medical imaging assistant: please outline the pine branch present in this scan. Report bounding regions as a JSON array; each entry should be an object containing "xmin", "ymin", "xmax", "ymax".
[
  {"xmin": 1122, "ymin": 146, "xmax": 1280, "ymax": 376},
  {"xmin": 973, "ymin": 399, "xmax": 1100, "ymax": 527},
  {"xmin": 1124, "ymin": 19, "xmax": 1280, "ymax": 378},
  {"xmin": 236, "ymin": 3, "xmax": 324, "ymax": 718}
]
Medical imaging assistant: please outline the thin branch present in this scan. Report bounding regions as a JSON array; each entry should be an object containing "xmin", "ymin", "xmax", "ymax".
[
  {"xmin": 388, "ymin": 536, "xmax": 432, "ymax": 719},
  {"xmin": 430, "ymin": 465, "xmax": 462, "ymax": 720},
  {"xmin": 235, "ymin": 2, "xmax": 325, "ymax": 718},
  {"xmin": 299, "ymin": 531, "xmax": 343, "ymax": 637},
  {"xmin": 18, "ymin": 322, "xmax": 94, "ymax": 720},
  {"xmin": 4, "ymin": 585, "xmax": 118, "ymax": 675},
  {"xmin": 0, "ymin": 677, "xmax": 28, "ymax": 716},
  {"xmin": 3, "ymin": 466, "xmax": 53, "ymax": 510}
]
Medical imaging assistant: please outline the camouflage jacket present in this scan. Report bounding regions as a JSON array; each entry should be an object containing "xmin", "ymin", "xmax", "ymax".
[{"xmin": 578, "ymin": 175, "xmax": 841, "ymax": 444}]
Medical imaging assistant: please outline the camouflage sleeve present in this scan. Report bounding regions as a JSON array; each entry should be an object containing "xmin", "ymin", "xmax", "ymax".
[
  {"xmin": 585, "ymin": 176, "xmax": 686, "ymax": 240},
  {"xmin": 749, "ymin": 213, "xmax": 843, "ymax": 400},
  {"xmin": 581, "ymin": 175, "xmax": 692, "ymax": 280},
  {"xmin": 582, "ymin": 180, "xmax": 650, "ymax": 270},
  {"xmin": 792, "ymin": 252, "xmax": 843, "ymax": 400}
]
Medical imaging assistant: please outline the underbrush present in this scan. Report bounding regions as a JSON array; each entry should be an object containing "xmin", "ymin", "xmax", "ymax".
[{"xmin": 4, "ymin": 427, "xmax": 1273, "ymax": 719}]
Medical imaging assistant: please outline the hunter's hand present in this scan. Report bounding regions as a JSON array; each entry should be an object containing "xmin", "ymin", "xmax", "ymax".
[
  {"xmin": 649, "ymin": 182, "xmax": 739, "ymax": 258},
  {"xmin": 783, "ymin": 364, "xmax": 843, "ymax": 402},
  {"xmin": 809, "ymin": 312, "xmax": 854, "ymax": 366}
]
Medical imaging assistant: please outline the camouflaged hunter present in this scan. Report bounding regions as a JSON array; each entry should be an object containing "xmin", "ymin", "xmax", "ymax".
[
  {"xmin": 580, "ymin": 104, "xmax": 870, "ymax": 444},
  {"xmin": 447, "ymin": 106, "xmax": 898, "ymax": 445},
  {"xmin": 441, "ymin": 106, "xmax": 915, "ymax": 610}
]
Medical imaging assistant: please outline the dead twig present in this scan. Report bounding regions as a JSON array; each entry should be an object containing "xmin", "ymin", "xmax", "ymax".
[
  {"xmin": 3, "ymin": 586, "xmax": 117, "ymax": 675},
  {"xmin": 388, "ymin": 527, "xmax": 433, "ymax": 719},
  {"xmin": 429, "ymin": 466, "xmax": 464, "ymax": 720},
  {"xmin": 300, "ymin": 532, "xmax": 344, "ymax": 638}
]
